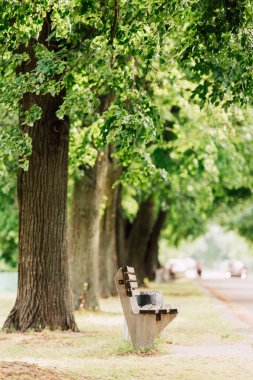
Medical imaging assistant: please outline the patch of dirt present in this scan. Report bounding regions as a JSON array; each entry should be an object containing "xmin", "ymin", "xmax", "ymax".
[{"xmin": 0, "ymin": 362, "xmax": 74, "ymax": 380}]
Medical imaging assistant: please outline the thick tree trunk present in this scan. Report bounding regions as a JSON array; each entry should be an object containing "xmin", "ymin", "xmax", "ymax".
[
  {"xmin": 127, "ymin": 198, "xmax": 155, "ymax": 283},
  {"xmin": 99, "ymin": 148, "xmax": 121, "ymax": 297},
  {"xmin": 144, "ymin": 210, "xmax": 167, "ymax": 280},
  {"xmin": 3, "ymin": 16, "xmax": 77, "ymax": 332},
  {"xmin": 3, "ymin": 92, "xmax": 77, "ymax": 331},
  {"xmin": 69, "ymin": 154, "xmax": 107, "ymax": 309}
]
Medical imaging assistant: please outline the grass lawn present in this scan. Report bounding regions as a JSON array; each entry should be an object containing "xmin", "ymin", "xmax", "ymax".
[{"xmin": 0, "ymin": 278, "xmax": 253, "ymax": 379}]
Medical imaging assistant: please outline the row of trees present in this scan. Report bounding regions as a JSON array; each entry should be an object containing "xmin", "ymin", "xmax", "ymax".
[{"xmin": 0, "ymin": 1, "xmax": 252, "ymax": 331}]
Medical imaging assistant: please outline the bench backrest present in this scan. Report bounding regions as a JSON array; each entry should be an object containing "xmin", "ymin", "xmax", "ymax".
[
  {"xmin": 115, "ymin": 266, "xmax": 141, "ymax": 315},
  {"xmin": 121, "ymin": 266, "xmax": 138, "ymax": 297}
]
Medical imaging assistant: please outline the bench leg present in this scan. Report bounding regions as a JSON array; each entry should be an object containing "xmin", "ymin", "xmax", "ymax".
[
  {"xmin": 126, "ymin": 313, "xmax": 178, "ymax": 349},
  {"xmin": 123, "ymin": 318, "xmax": 131, "ymax": 341},
  {"xmin": 126, "ymin": 314, "xmax": 157, "ymax": 349}
]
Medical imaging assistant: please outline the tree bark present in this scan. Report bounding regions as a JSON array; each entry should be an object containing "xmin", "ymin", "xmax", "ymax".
[
  {"xmin": 115, "ymin": 185, "xmax": 128, "ymax": 268},
  {"xmin": 99, "ymin": 148, "xmax": 121, "ymax": 297},
  {"xmin": 69, "ymin": 93, "xmax": 115, "ymax": 308},
  {"xmin": 3, "ymin": 15, "xmax": 77, "ymax": 332},
  {"xmin": 127, "ymin": 198, "xmax": 155, "ymax": 283},
  {"xmin": 144, "ymin": 210, "xmax": 167, "ymax": 280},
  {"xmin": 69, "ymin": 154, "xmax": 107, "ymax": 310}
]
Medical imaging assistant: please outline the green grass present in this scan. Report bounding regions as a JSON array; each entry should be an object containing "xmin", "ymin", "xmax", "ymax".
[{"xmin": 0, "ymin": 279, "xmax": 252, "ymax": 380}]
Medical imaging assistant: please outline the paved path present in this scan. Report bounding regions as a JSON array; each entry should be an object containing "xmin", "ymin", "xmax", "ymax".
[{"xmin": 199, "ymin": 275, "xmax": 253, "ymax": 332}]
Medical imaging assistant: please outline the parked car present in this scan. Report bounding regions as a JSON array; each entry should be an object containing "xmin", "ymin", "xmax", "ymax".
[{"xmin": 226, "ymin": 260, "xmax": 247, "ymax": 279}]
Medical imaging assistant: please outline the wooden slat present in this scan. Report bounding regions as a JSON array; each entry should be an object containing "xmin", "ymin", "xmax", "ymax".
[
  {"xmin": 139, "ymin": 309, "xmax": 156, "ymax": 314},
  {"xmin": 157, "ymin": 309, "xmax": 168, "ymax": 314},
  {"xmin": 169, "ymin": 309, "xmax": 178, "ymax": 314},
  {"xmin": 123, "ymin": 273, "xmax": 137, "ymax": 281},
  {"xmin": 125, "ymin": 281, "xmax": 138, "ymax": 289},
  {"xmin": 163, "ymin": 304, "xmax": 179, "ymax": 314},
  {"xmin": 122, "ymin": 266, "xmax": 135, "ymax": 274},
  {"xmin": 156, "ymin": 307, "xmax": 178, "ymax": 315}
]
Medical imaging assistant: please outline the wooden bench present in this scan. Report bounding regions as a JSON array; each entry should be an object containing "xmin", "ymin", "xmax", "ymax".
[{"xmin": 114, "ymin": 266, "xmax": 178, "ymax": 349}]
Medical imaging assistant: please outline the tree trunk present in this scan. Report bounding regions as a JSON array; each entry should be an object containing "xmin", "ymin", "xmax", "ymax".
[
  {"xmin": 127, "ymin": 198, "xmax": 155, "ymax": 283},
  {"xmin": 99, "ymin": 148, "xmax": 121, "ymax": 297},
  {"xmin": 69, "ymin": 94, "xmax": 114, "ymax": 309},
  {"xmin": 115, "ymin": 185, "xmax": 128, "ymax": 268},
  {"xmin": 144, "ymin": 210, "xmax": 167, "ymax": 280},
  {"xmin": 69, "ymin": 154, "xmax": 107, "ymax": 310},
  {"xmin": 3, "ymin": 16, "xmax": 77, "ymax": 332}
]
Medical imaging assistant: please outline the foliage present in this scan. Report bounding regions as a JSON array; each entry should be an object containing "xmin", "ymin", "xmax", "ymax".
[
  {"xmin": 121, "ymin": 61, "xmax": 253, "ymax": 244},
  {"xmin": 0, "ymin": 103, "xmax": 30, "ymax": 268},
  {"xmin": 220, "ymin": 199, "xmax": 253, "ymax": 243},
  {"xmin": 1, "ymin": 0, "xmax": 252, "ymax": 175},
  {"xmin": 160, "ymin": 224, "xmax": 252, "ymax": 268},
  {"xmin": 0, "ymin": 185, "xmax": 18, "ymax": 268},
  {"xmin": 172, "ymin": 0, "xmax": 253, "ymax": 106},
  {"xmin": 162, "ymin": 104, "xmax": 253, "ymax": 244},
  {"xmin": 0, "ymin": 0, "xmax": 252, "ymax": 262}
]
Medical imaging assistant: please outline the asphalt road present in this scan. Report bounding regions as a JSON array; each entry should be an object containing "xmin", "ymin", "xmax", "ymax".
[{"xmin": 200, "ymin": 274, "xmax": 253, "ymax": 330}]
